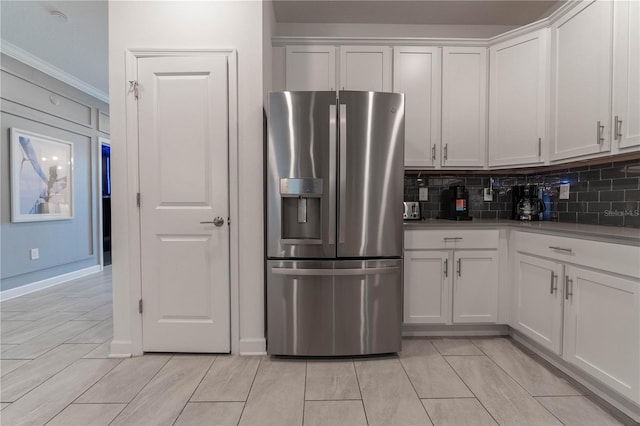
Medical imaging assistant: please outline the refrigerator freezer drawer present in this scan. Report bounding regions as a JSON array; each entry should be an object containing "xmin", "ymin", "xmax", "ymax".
[{"xmin": 267, "ymin": 259, "xmax": 402, "ymax": 356}]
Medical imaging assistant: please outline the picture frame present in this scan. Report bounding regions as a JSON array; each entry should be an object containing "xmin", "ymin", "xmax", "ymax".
[{"xmin": 10, "ymin": 128, "xmax": 74, "ymax": 222}]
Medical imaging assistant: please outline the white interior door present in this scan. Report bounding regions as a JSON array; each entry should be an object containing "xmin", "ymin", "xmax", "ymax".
[{"xmin": 138, "ymin": 55, "xmax": 230, "ymax": 352}]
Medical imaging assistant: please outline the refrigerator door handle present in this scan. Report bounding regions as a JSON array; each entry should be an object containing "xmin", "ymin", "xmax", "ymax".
[
  {"xmin": 271, "ymin": 266, "xmax": 399, "ymax": 276},
  {"xmin": 339, "ymin": 103, "xmax": 347, "ymax": 244},
  {"xmin": 328, "ymin": 104, "xmax": 337, "ymax": 245}
]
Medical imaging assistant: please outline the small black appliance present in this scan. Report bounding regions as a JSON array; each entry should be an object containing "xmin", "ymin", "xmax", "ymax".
[
  {"xmin": 512, "ymin": 185, "xmax": 545, "ymax": 221},
  {"xmin": 440, "ymin": 185, "xmax": 472, "ymax": 220}
]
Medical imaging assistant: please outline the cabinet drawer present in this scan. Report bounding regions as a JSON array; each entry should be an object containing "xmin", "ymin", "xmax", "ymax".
[
  {"xmin": 405, "ymin": 229, "xmax": 499, "ymax": 250},
  {"xmin": 1, "ymin": 70, "xmax": 93, "ymax": 127},
  {"xmin": 513, "ymin": 231, "xmax": 640, "ymax": 278}
]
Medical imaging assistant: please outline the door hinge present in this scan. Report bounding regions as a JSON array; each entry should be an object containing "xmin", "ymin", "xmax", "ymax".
[
  {"xmin": 136, "ymin": 193, "xmax": 140, "ymax": 207},
  {"xmin": 138, "ymin": 299, "xmax": 143, "ymax": 314},
  {"xmin": 128, "ymin": 80, "xmax": 139, "ymax": 100}
]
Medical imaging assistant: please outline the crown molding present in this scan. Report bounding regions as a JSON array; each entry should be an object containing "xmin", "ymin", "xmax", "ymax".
[
  {"xmin": 272, "ymin": 35, "xmax": 489, "ymax": 47},
  {"xmin": 0, "ymin": 39, "xmax": 109, "ymax": 104},
  {"xmin": 272, "ymin": 1, "xmax": 581, "ymax": 48}
]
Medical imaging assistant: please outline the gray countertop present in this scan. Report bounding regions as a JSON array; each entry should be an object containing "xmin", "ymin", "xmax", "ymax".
[{"xmin": 404, "ymin": 219, "xmax": 640, "ymax": 246}]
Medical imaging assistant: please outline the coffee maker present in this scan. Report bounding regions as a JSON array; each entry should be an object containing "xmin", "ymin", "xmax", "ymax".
[
  {"xmin": 440, "ymin": 185, "xmax": 472, "ymax": 220},
  {"xmin": 512, "ymin": 185, "xmax": 545, "ymax": 221}
]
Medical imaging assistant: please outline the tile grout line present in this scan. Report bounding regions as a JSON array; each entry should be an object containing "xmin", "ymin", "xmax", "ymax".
[
  {"xmin": 170, "ymin": 355, "xmax": 218, "ymax": 426},
  {"xmin": 1, "ymin": 342, "xmax": 103, "ymax": 402},
  {"xmin": 105, "ymin": 355, "xmax": 174, "ymax": 426},
  {"xmin": 34, "ymin": 355, "xmax": 123, "ymax": 426},
  {"xmin": 440, "ymin": 347, "xmax": 500, "ymax": 426},
  {"xmin": 302, "ymin": 361, "xmax": 307, "ymax": 426},
  {"xmin": 396, "ymin": 352, "xmax": 435, "ymax": 426},
  {"xmin": 466, "ymin": 338, "xmax": 567, "ymax": 426},
  {"xmin": 351, "ymin": 359, "xmax": 370, "ymax": 426},
  {"xmin": 236, "ymin": 355, "xmax": 262, "ymax": 426}
]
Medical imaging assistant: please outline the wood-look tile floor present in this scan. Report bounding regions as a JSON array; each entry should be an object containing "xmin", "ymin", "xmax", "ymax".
[{"xmin": 0, "ymin": 268, "xmax": 636, "ymax": 426}]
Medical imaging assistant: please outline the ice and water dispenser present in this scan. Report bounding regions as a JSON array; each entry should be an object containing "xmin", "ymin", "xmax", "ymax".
[{"xmin": 279, "ymin": 178, "xmax": 323, "ymax": 243}]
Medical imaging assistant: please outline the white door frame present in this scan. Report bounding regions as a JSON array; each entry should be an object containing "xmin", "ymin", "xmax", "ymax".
[
  {"xmin": 123, "ymin": 48, "xmax": 239, "ymax": 355},
  {"xmin": 97, "ymin": 136, "xmax": 110, "ymax": 269}
]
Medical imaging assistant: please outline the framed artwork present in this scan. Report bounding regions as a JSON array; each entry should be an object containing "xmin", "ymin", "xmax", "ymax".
[{"xmin": 10, "ymin": 128, "xmax": 73, "ymax": 222}]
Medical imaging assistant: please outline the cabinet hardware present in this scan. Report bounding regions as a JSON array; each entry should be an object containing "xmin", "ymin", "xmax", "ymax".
[
  {"xmin": 550, "ymin": 272, "xmax": 558, "ymax": 294},
  {"xmin": 138, "ymin": 299, "xmax": 143, "ymax": 314},
  {"xmin": 596, "ymin": 121, "xmax": 604, "ymax": 145},
  {"xmin": 615, "ymin": 116, "xmax": 623, "ymax": 140},
  {"xmin": 444, "ymin": 258, "xmax": 448, "ymax": 278},
  {"xmin": 457, "ymin": 258, "xmax": 461, "ymax": 277},
  {"xmin": 443, "ymin": 237, "xmax": 463, "ymax": 241},
  {"xmin": 549, "ymin": 246, "xmax": 572, "ymax": 253},
  {"xmin": 565, "ymin": 276, "xmax": 573, "ymax": 300},
  {"xmin": 444, "ymin": 144, "xmax": 448, "ymax": 161},
  {"xmin": 538, "ymin": 138, "xmax": 542, "ymax": 157},
  {"xmin": 432, "ymin": 144, "xmax": 436, "ymax": 161}
]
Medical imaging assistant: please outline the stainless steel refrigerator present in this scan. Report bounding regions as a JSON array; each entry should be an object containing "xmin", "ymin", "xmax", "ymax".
[{"xmin": 266, "ymin": 91, "xmax": 405, "ymax": 356}]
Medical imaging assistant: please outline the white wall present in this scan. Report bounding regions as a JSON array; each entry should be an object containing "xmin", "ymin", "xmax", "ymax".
[
  {"xmin": 275, "ymin": 23, "xmax": 518, "ymax": 39},
  {"xmin": 109, "ymin": 1, "xmax": 265, "ymax": 355}
]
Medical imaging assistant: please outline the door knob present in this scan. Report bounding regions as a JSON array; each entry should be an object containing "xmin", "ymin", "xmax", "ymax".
[{"xmin": 200, "ymin": 217, "xmax": 225, "ymax": 226}]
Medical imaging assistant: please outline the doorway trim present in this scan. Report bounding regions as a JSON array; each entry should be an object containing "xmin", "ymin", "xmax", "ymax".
[
  {"xmin": 119, "ymin": 48, "xmax": 239, "ymax": 356},
  {"xmin": 97, "ymin": 136, "xmax": 110, "ymax": 270}
]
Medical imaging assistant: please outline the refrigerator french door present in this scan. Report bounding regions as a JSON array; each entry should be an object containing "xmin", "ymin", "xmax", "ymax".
[{"xmin": 266, "ymin": 91, "xmax": 405, "ymax": 356}]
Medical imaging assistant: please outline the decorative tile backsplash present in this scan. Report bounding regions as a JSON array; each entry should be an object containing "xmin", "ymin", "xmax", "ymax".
[{"xmin": 404, "ymin": 158, "xmax": 640, "ymax": 228}]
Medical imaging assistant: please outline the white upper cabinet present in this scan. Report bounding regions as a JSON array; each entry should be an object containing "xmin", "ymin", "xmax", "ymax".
[
  {"xmin": 285, "ymin": 45, "xmax": 336, "ymax": 91},
  {"xmin": 489, "ymin": 29, "xmax": 548, "ymax": 167},
  {"xmin": 550, "ymin": 0, "xmax": 613, "ymax": 161},
  {"xmin": 441, "ymin": 47, "xmax": 488, "ymax": 168},
  {"xmin": 393, "ymin": 46, "xmax": 442, "ymax": 168},
  {"xmin": 339, "ymin": 45, "xmax": 392, "ymax": 92},
  {"xmin": 613, "ymin": 0, "xmax": 640, "ymax": 150}
]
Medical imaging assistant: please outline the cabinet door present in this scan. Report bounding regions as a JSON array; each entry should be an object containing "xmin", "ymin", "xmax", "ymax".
[
  {"xmin": 613, "ymin": 0, "xmax": 640, "ymax": 150},
  {"xmin": 551, "ymin": 0, "xmax": 613, "ymax": 160},
  {"xmin": 285, "ymin": 45, "xmax": 336, "ymax": 91},
  {"xmin": 442, "ymin": 47, "xmax": 487, "ymax": 167},
  {"xmin": 393, "ymin": 46, "xmax": 441, "ymax": 168},
  {"xmin": 339, "ymin": 46, "xmax": 392, "ymax": 92},
  {"xmin": 563, "ymin": 265, "xmax": 640, "ymax": 402},
  {"xmin": 404, "ymin": 250, "xmax": 451, "ymax": 324},
  {"xmin": 489, "ymin": 30, "xmax": 547, "ymax": 167},
  {"xmin": 513, "ymin": 254, "xmax": 564, "ymax": 354},
  {"xmin": 452, "ymin": 250, "xmax": 498, "ymax": 323}
]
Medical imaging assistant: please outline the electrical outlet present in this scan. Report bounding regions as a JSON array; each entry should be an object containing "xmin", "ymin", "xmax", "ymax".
[
  {"xmin": 419, "ymin": 187, "xmax": 429, "ymax": 201},
  {"xmin": 559, "ymin": 184, "xmax": 570, "ymax": 200},
  {"xmin": 30, "ymin": 248, "xmax": 39, "ymax": 260},
  {"xmin": 483, "ymin": 188, "xmax": 493, "ymax": 202}
]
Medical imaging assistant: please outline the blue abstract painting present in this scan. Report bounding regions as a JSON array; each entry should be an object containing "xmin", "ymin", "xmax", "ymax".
[{"xmin": 10, "ymin": 128, "xmax": 73, "ymax": 222}]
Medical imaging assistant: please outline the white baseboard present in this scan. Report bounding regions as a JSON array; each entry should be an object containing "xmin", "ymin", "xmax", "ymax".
[
  {"xmin": 108, "ymin": 340, "xmax": 134, "ymax": 358},
  {"xmin": 402, "ymin": 324, "xmax": 510, "ymax": 337},
  {"xmin": 239, "ymin": 338, "xmax": 267, "ymax": 355},
  {"xmin": 0, "ymin": 265, "xmax": 102, "ymax": 301}
]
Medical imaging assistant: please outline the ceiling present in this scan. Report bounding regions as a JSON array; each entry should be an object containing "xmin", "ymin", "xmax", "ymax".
[
  {"xmin": 1, "ymin": 1, "xmax": 108, "ymax": 97},
  {"xmin": 273, "ymin": 1, "xmax": 565, "ymax": 26},
  {"xmin": 0, "ymin": 1, "xmax": 564, "ymax": 103}
]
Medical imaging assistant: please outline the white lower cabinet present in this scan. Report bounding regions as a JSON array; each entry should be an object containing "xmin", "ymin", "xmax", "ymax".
[
  {"xmin": 404, "ymin": 236, "xmax": 499, "ymax": 325},
  {"xmin": 563, "ymin": 265, "xmax": 640, "ymax": 402},
  {"xmin": 404, "ymin": 250, "xmax": 450, "ymax": 324},
  {"xmin": 453, "ymin": 251, "xmax": 499, "ymax": 323},
  {"xmin": 514, "ymin": 253, "xmax": 564, "ymax": 354},
  {"xmin": 513, "ymin": 233, "xmax": 640, "ymax": 404}
]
